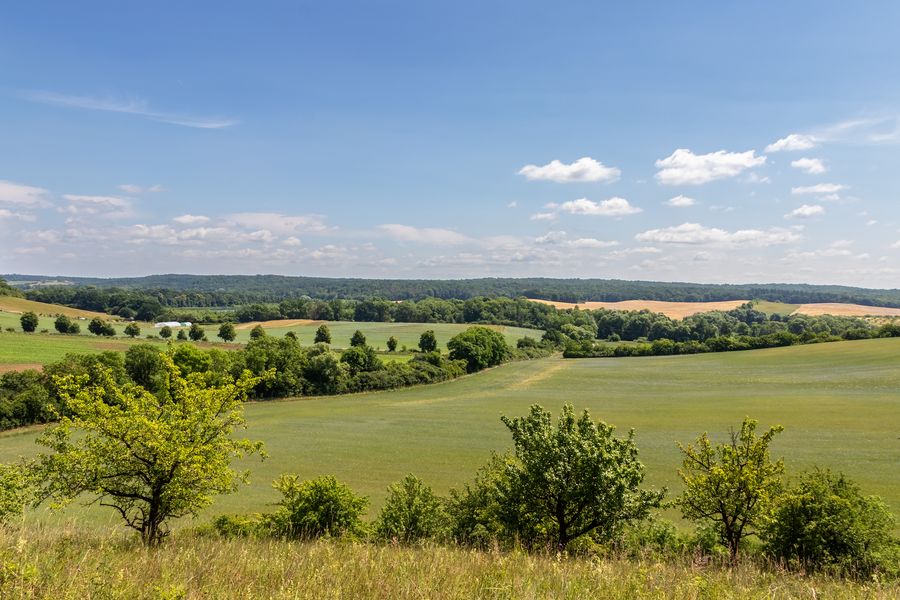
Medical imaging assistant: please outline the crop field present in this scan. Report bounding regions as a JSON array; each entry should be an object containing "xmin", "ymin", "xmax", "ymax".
[
  {"xmin": 527, "ymin": 298, "xmax": 750, "ymax": 318},
  {"xmin": 2, "ymin": 337, "xmax": 897, "ymax": 529},
  {"xmin": 792, "ymin": 302, "xmax": 900, "ymax": 317},
  {"xmin": 0, "ymin": 296, "xmax": 111, "ymax": 320}
]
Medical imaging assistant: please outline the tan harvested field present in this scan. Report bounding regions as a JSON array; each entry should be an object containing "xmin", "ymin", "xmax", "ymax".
[
  {"xmin": 527, "ymin": 298, "xmax": 749, "ymax": 319},
  {"xmin": 0, "ymin": 363, "xmax": 42, "ymax": 374},
  {"xmin": 0, "ymin": 296, "xmax": 110, "ymax": 320},
  {"xmin": 791, "ymin": 303, "xmax": 900, "ymax": 317}
]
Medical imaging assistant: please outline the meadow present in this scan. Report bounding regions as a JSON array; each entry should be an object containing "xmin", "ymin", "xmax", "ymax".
[{"xmin": 2, "ymin": 337, "xmax": 897, "ymax": 528}]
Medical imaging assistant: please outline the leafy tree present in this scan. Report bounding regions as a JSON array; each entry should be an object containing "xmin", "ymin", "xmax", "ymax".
[
  {"xmin": 176, "ymin": 329, "xmax": 187, "ymax": 341},
  {"xmin": 172, "ymin": 344, "xmax": 213, "ymax": 376},
  {"xmin": 249, "ymin": 324, "xmax": 266, "ymax": 339},
  {"xmin": 158, "ymin": 325, "xmax": 173, "ymax": 339},
  {"xmin": 0, "ymin": 463, "xmax": 32, "ymax": 524},
  {"xmin": 124, "ymin": 344, "xmax": 168, "ymax": 396},
  {"xmin": 386, "ymin": 336, "xmax": 398, "ymax": 352},
  {"xmin": 314, "ymin": 324, "xmax": 332, "ymax": 344},
  {"xmin": 34, "ymin": 356, "xmax": 265, "ymax": 545},
  {"xmin": 340, "ymin": 345, "xmax": 383, "ymax": 376},
  {"xmin": 447, "ymin": 326, "xmax": 510, "ymax": 372},
  {"xmin": 499, "ymin": 404, "xmax": 663, "ymax": 550},
  {"xmin": 267, "ymin": 474, "xmax": 367, "ymax": 539},
  {"xmin": 375, "ymin": 474, "xmax": 448, "ymax": 542},
  {"xmin": 189, "ymin": 322, "xmax": 206, "ymax": 342},
  {"xmin": 218, "ymin": 322, "xmax": 237, "ymax": 342},
  {"xmin": 88, "ymin": 317, "xmax": 115, "ymax": 337},
  {"xmin": 123, "ymin": 322, "xmax": 141, "ymax": 338},
  {"xmin": 54, "ymin": 315, "xmax": 79, "ymax": 334},
  {"xmin": 302, "ymin": 350, "xmax": 347, "ymax": 395},
  {"xmin": 418, "ymin": 330, "xmax": 438, "ymax": 353},
  {"xmin": 350, "ymin": 330, "xmax": 367, "ymax": 347},
  {"xmin": 20, "ymin": 311, "xmax": 39, "ymax": 333},
  {"xmin": 676, "ymin": 418, "xmax": 784, "ymax": 561},
  {"xmin": 762, "ymin": 469, "xmax": 897, "ymax": 575}
]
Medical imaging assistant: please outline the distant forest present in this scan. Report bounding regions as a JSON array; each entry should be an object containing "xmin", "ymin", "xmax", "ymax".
[{"xmin": 5, "ymin": 273, "xmax": 900, "ymax": 308}]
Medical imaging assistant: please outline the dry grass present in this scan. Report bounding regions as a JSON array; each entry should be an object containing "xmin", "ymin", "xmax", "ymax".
[
  {"xmin": 0, "ymin": 296, "xmax": 110, "ymax": 320},
  {"xmin": 0, "ymin": 363, "xmax": 42, "ymax": 374},
  {"xmin": 790, "ymin": 303, "xmax": 900, "ymax": 317},
  {"xmin": 527, "ymin": 299, "xmax": 749, "ymax": 319},
  {"xmin": 0, "ymin": 526, "xmax": 894, "ymax": 599}
]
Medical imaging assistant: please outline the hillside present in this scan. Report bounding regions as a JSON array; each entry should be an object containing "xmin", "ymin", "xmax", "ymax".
[{"xmin": 0, "ymin": 296, "xmax": 111, "ymax": 320}]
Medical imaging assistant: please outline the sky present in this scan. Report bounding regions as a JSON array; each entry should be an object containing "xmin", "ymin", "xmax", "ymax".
[{"xmin": 2, "ymin": 2, "xmax": 900, "ymax": 287}]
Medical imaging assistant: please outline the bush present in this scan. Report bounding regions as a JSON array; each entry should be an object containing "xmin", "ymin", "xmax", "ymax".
[
  {"xmin": 20, "ymin": 312, "xmax": 39, "ymax": 333},
  {"xmin": 350, "ymin": 330, "xmax": 367, "ymax": 347},
  {"xmin": 314, "ymin": 324, "xmax": 331, "ymax": 344},
  {"xmin": 762, "ymin": 469, "xmax": 897, "ymax": 576},
  {"xmin": 0, "ymin": 463, "xmax": 32, "ymax": 524},
  {"xmin": 447, "ymin": 326, "xmax": 510, "ymax": 373},
  {"xmin": 267, "ymin": 474, "xmax": 367, "ymax": 539},
  {"xmin": 210, "ymin": 513, "xmax": 265, "ymax": 538},
  {"xmin": 375, "ymin": 474, "xmax": 448, "ymax": 542},
  {"xmin": 189, "ymin": 323, "xmax": 206, "ymax": 341},
  {"xmin": 218, "ymin": 322, "xmax": 237, "ymax": 342},
  {"xmin": 159, "ymin": 325, "xmax": 173, "ymax": 339},
  {"xmin": 386, "ymin": 336, "xmax": 398, "ymax": 352},
  {"xmin": 87, "ymin": 317, "xmax": 116, "ymax": 337},
  {"xmin": 54, "ymin": 315, "xmax": 80, "ymax": 335},
  {"xmin": 123, "ymin": 322, "xmax": 141, "ymax": 338},
  {"xmin": 418, "ymin": 330, "xmax": 438, "ymax": 353}
]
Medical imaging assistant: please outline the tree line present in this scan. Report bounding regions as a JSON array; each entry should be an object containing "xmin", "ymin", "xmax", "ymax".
[{"xmin": 1, "ymin": 360, "xmax": 895, "ymax": 578}]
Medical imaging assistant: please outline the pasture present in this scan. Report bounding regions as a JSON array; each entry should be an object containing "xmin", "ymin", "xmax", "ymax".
[
  {"xmin": 0, "ymin": 296, "xmax": 111, "ymax": 320},
  {"xmin": 2, "ymin": 337, "xmax": 897, "ymax": 528}
]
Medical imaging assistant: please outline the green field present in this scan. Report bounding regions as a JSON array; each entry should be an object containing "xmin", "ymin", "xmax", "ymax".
[
  {"xmin": 2, "ymin": 337, "xmax": 897, "ymax": 529},
  {"xmin": 751, "ymin": 299, "xmax": 800, "ymax": 316}
]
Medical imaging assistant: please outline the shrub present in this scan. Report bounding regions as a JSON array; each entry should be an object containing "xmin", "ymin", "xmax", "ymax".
[
  {"xmin": 210, "ymin": 513, "xmax": 265, "ymax": 539},
  {"xmin": 386, "ymin": 336, "xmax": 398, "ymax": 352},
  {"xmin": 447, "ymin": 326, "xmax": 510, "ymax": 373},
  {"xmin": 314, "ymin": 324, "xmax": 331, "ymax": 344},
  {"xmin": 88, "ymin": 317, "xmax": 115, "ymax": 337},
  {"xmin": 20, "ymin": 312, "xmax": 39, "ymax": 333},
  {"xmin": 249, "ymin": 324, "xmax": 266, "ymax": 339},
  {"xmin": 218, "ymin": 322, "xmax": 237, "ymax": 342},
  {"xmin": 159, "ymin": 325, "xmax": 173, "ymax": 339},
  {"xmin": 350, "ymin": 330, "xmax": 367, "ymax": 347},
  {"xmin": 0, "ymin": 463, "xmax": 32, "ymax": 524},
  {"xmin": 418, "ymin": 330, "xmax": 438, "ymax": 353},
  {"xmin": 375, "ymin": 474, "xmax": 448, "ymax": 542},
  {"xmin": 189, "ymin": 323, "xmax": 206, "ymax": 341},
  {"xmin": 267, "ymin": 474, "xmax": 367, "ymax": 539},
  {"xmin": 123, "ymin": 322, "xmax": 141, "ymax": 338},
  {"xmin": 54, "ymin": 315, "xmax": 79, "ymax": 334}
]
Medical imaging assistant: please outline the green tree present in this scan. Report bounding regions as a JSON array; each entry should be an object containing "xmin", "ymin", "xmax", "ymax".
[
  {"xmin": 158, "ymin": 325, "xmax": 173, "ymax": 339},
  {"xmin": 124, "ymin": 344, "xmax": 169, "ymax": 396},
  {"xmin": 0, "ymin": 463, "xmax": 32, "ymax": 524},
  {"xmin": 375, "ymin": 474, "xmax": 448, "ymax": 542},
  {"xmin": 340, "ymin": 345, "xmax": 383, "ymax": 375},
  {"xmin": 88, "ymin": 317, "xmax": 115, "ymax": 337},
  {"xmin": 447, "ymin": 326, "xmax": 510, "ymax": 372},
  {"xmin": 386, "ymin": 336, "xmax": 398, "ymax": 352},
  {"xmin": 248, "ymin": 324, "xmax": 266, "ymax": 340},
  {"xmin": 762, "ymin": 469, "xmax": 897, "ymax": 575},
  {"xmin": 499, "ymin": 404, "xmax": 663, "ymax": 550},
  {"xmin": 314, "ymin": 324, "xmax": 331, "ymax": 344},
  {"xmin": 218, "ymin": 322, "xmax": 237, "ymax": 342},
  {"xmin": 124, "ymin": 322, "xmax": 141, "ymax": 338},
  {"xmin": 34, "ymin": 356, "xmax": 266, "ymax": 545},
  {"xmin": 20, "ymin": 311, "xmax": 39, "ymax": 333},
  {"xmin": 267, "ymin": 474, "xmax": 367, "ymax": 539},
  {"xmin": 54, "ymin": 315, "xmax": 77, "ymax": 334},
  {"xmin": 676, "ymin": 418, "xmax": 784, "ymax": 561},
  {"xmin": 189, "ymin": 322, "xmax": 206, "ymax": 342},
  {"xmin": 418, "ymin": 330, "xmax": 438, "ymax": 353},
  {"xmin": 176, "ymin": 329, "xmax": 187, "ymax": 341},
  {"xmin": 350, "ymin": 330, "xmax": 367, "ymax": 347}
]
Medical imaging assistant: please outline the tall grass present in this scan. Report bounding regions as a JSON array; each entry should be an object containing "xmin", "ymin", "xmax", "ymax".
[{"xmin": 0, "ymin": 526, "xmax": 895, "ymax": 599}]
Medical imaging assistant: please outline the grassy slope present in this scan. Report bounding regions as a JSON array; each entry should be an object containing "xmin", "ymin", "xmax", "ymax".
[
  {"xmin": 0, "ymin": 529, "xmax": 895, "ymax": 599},
  {"xmin": 2, "ymin": 338, "xmax": 898, "ymax": 526},
  {"xmin": 751, "ymin": 299, "xmax": 800, "ymax": 316},
  {"xmin": 0, "ymin": 296, "xmax": 110, "ymax": 319}
]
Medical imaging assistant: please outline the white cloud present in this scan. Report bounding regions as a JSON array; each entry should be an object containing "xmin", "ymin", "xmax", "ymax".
[
  {"xmin": 283, "ymin": 236, "xmax": 302, "ymax": 247},
  {"xmin": 535, "ymin": 231, "xmax": 567, "ymax": 244},
  {"xmin": 518, "ymin": 157, "xmax": 621, "ymax": 183},
  {"xmin": 557, "ymin": 197, "xmax": 642, "ymax": 216},
  {"xmin": 22, "ymin": 90, "xmax": 237, "ymax": 129},
  {"xmin": 61, "ymin": 194, "xmax": 132, "ymax": 217},
  {"xmin": 666, "ymin": 195, "xmax": 696, "ymax": 207},
  {"xmin": 119, "ymin": 183, "xmax": 165, "ymax": 194},
  {"xmin": 172, "ymin": 214, "xmax": 211, "ymax": 225},
  {"xmin": 765, "ymin": 134, "xmax": 819, "ymax": 152},
  {"xmin": 654, "ymin": 149, "xmax": 766, "ymax": 185},
  {"xmin": 635, "ymin": 222, "xmax": 800, "ymax": 247},
  {"xmin": 890, "ymin": 241, "xmax": 900, "ymax": 249},
  {"xmin": 529, "ymin": 212, "xmax": 557, "ymax": 221},
  {"xmin": 226, "ymin": 212, "xmax": 329, "ymax": 234},
  {"xmin": 0, "ymin": 208, "xmax": 37, "ymax": 222},
  {"xmin": 565, "ymin": 238, "xmax": 619, "ymax": 248},
  {"xmin": 785, "ymin": 204, "xmax": 825, "ymax": 219},
  {"xmin": 790, "ymin": 157, "xmax": 827, "ymax": 175},
  {"xmin": 0, "ymin": 180, "xmax": 51, "ymax": 207},
  {"xmin": 378, "ymin": 223, "xmax": 470, "ymax": 245},
  {"xmin": 506, "ymin": 201, "xmax": 518, "ymax": 208},
  {"xmin": 791, "ymin": 183, "xmax": 846, "ymax": 195}
]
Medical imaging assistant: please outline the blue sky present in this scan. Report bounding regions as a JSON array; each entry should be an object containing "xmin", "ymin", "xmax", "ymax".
[{"xmin": 2, "ymin": 2, "xmax": 900, "ymax": 286}]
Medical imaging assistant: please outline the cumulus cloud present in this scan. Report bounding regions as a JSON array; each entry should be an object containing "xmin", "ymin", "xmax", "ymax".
[
  {"xmin": 666, "ymin": 195, "xmax": 696, "ymax": 207},
  {"xmin": 0, "ymin": 180, "xmax": 51, "ymax": 207},
  {"xmin": 635, "ymin": 222, "xmax": 800, "ymax": 247},
  {"xmin": 556, "ymin": 197, "xmax": 642, "ymax": 216},
  {"xmin": 0, "ymin": 208, "xmax": 37, "ymax": 222},
  {"xmin": 654, "ymin": 149, "xmax": 766, "ymax": 185},
  {"xmin": 172, "ymin": 214, "xmax": 211, "ymax": 225},
  {"xmin": 790, "ymin": 157, "xmax": 827, "ymax": 175},
  {"xmin": 785, "ymin": 204, "xmax": 825, "ymax": 219},
  {"xmin": 529, "ymin": 212, "xmax": 557, "ymax": 221},
  {"xmin": 61, "ymin": 194, "xmax": 132, "ymax": 217},
  {"xmin": 791, "ymin": 183, "xmax": 846, "ymax": 195},
  {"xmin": 378, "ymin": 223, "xmax": 470, "ymax": 245},
  {"xmin": 225, "ymin": 212, "xmax": 329, "ymax": 234},
  {"xmin": 518, "ymin": 157, "xmax": 621, "ymax": 183},
  {"xmin": 765, "ymin": 134, "xmax": 819, "ymax": 152},
  {"xmin": 565, "ymin": 238, "xmax": 619, "ymax": 248}
]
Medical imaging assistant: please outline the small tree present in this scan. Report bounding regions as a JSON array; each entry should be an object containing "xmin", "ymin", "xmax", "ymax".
[
  {"xmin": 268, "ymin": 474, "xmax": 367, "ymax": 539},
  {"xmin": 499, "ymin": 404, "xmax": 664, "ymax": 550},
  {"xmin": 0, "ymin": 463, "xmax": 32, "ymax": 524},
  {"xmin": 350, "ymin": 330, "xmax": 367, "ymax": 347},
  {"xmin": 314, "ymin": 324, "xmax": 331, "ymax": 344},
  {"xmin": 340, "ymin": 345, "xmax": 383, "ymax": 375},
  {"xmin": 386, "ymin": 336, "xmax": 398, "ymax": 352},
  {"xmin": 375, "ymin": 474, "xmax": 448, "ymax": 542},
  {"xmin": 447, "ymin": 326, "xmax": 510, "ymax": 372},
  {"xmin": 188, "ymin": 322, "xmax": 206, "ymax": 342},
  {"xmin": 124, "ymin": 322, "xmax": 141, "ymax": 338},
  {"xmin": 54, "ymin": 315, "xmax": 75, "ymax": 334},
  {"xmin": 88, "ymin": 317, "xmax": 115, "ymax": 337},
  {"xmin": 20, "ymin": 311, "xmax": 39, "ymax": 333},
  {"xmin": 418, "ymin": 330, "xmax": 438, "ymax": 353},
  {"xmin": 35, "ymin": 357, "xmax": 266, "ymax": 545},
  {"xmin": 158, "ymin": 325, "xmax": 173, "ymax": 339},
  {"xmin": 676, "ymin": 418, "xmax": 784, "ymax": 561},
  {"xmin": 218, "ymin": 322, "xmax": 237, "ymax": 342},
  {"xmin": 249, "ymin": 324, "xmax": 266, "ymax": 340}
]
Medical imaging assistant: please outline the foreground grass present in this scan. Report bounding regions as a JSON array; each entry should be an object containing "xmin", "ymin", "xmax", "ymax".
[{"xmin": 0, "ymin": 527, "xmax": 894, "ymax": 599}]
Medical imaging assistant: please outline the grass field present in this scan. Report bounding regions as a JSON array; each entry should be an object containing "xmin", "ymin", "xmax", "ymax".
[
  {"xmin": 750, "ymin": 300, "xmax": 800, "ymax": 316},
  {"xmin": 2, "ymin": 337, "xmax": 897, "ymax": 529},
  {"xmin": 0, "ymin": 296, "xmax": 110, "ymax": 320}
]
